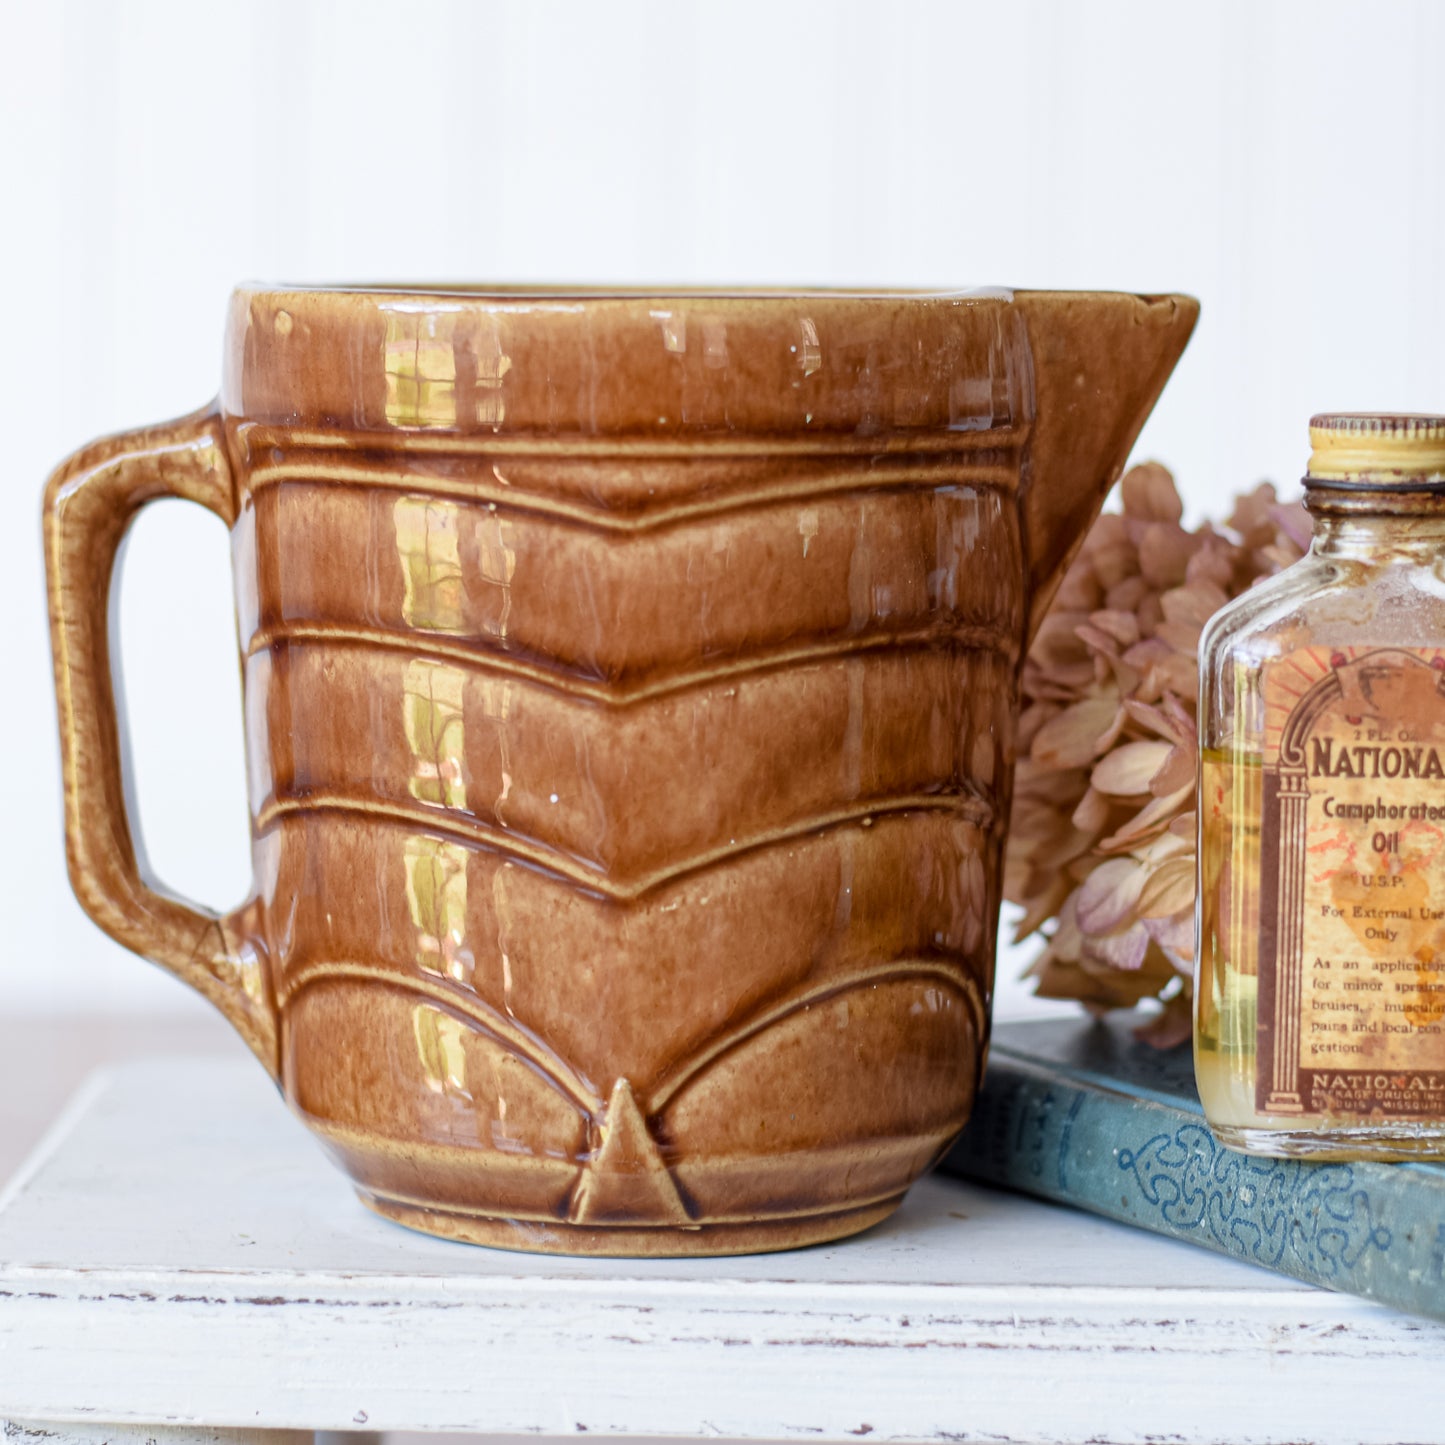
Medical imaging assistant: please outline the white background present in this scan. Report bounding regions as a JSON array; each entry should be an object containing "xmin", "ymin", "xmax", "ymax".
[{"xmin": 1, "ymin": 0, "xmax": 1442, "ymax": 1022}]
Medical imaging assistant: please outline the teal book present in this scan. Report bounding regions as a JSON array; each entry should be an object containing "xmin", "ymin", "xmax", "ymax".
[{"xmin": 941, "ymin": 1013, "xmax": 1445, "ymax": 1321}]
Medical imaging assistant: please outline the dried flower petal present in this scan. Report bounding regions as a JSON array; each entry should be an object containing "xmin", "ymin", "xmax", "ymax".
[
  {"xmin": 1075, "ymin": 858, "xmax": 1147, "ymax": 933},
  {"xmin": 1089, "ymin": 609, "xmax": 1143, "ymax": 648},
  {"xmin": 1150, "ymin": 744, "xmax": 1197, "ymax": 797},
  {"xmin": 1015, "ymin": 702, "xmax": 1059, "ymax": 756},
  {"xmin": 1137, "ymin": 831, "xmax": 1192, "ymax": 865},
  {"xmin": 1049, "ymin": 892, "xmax": 1083, "ymax": 958},
  {"xmin": 1186, "ymin": 541, "xmax": 1235, "ymax": 591},
  {"xmin": 1145, "ymin": 908, "xmax": 1196, "ymax": 961},
  {"xmin": 1123, "ymin": 698, "xmax": 1187, "ymax": 745},
  {"xmin": 1105, "ymin": 575, "xmax": 1151, "ymax": 612},
  {"xmin": 1004, "ymin": 462, "xmax": 1306, "ymax": 1043},
  {"xmin": 1153, "ymin": 652, "xmax": 1200, "ymax": 700},
  {"xmin": 1120, "ymin": 462, "xmax": 1184, "ymax": 524},
  {"xmin": 1031, "ymin": 695, "xmax": 1124, "ymax": 770},
  {"xmin": 1012, "ymin": 879, "xmax": 1073, "ymax": 942},
  {"xmin": 1136, "ymin": 856, "xmax": 1195, "ymax": 918},
  {"xmin": 1162, "ymin": 582, "xmax": 1228, "ymax": 627},
  {"xmin": 1100, "ymin": 782, "xmax": 1197, "ymax": 851},
  {"xmin": 1272, "ymin": 503, "xmax": 1312, "ymax": 552},
  {"xmin": 1083, "ymin": 920, "xmax": 1151, "ymax": 971},
  {"xmin": 1228, "ymin": 482, "xmax": 1281, "ymax": 544},
  {"xmin": 1155, "ymin": 619, "xmax": 1203, "ymax": 654},
  {"xmin": 1092, "ymin": 740, "xmax": 1173, "ymax": 797},
  {"xmin": 1030, "ymin": 612, "xmax": 1092, "ymax": 669},
  {"xmin": 1071, "ymin": 787, "xmax": 1113, "ymax": 834},
  {"xmin": 1137, "ymin": 523, "xmax": 1197, "ymax": 588}
]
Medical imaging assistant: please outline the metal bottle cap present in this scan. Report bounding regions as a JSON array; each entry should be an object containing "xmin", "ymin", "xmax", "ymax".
[{"xmin": 1307, "ymin": 413, "xmax": 1445, "ymax": 487}]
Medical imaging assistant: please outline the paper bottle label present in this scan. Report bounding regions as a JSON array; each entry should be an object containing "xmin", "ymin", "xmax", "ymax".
[{"xmin": 1258, "ymin": 647, "xmax": 1445, "ymax": 1117}]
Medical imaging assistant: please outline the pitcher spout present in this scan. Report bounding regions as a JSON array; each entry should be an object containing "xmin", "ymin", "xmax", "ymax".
[{"xmin": 1012, "ymin": 291, "xmax": 1200, "ymax": 639}]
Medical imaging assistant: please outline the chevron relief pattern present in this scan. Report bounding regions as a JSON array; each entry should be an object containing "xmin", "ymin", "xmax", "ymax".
[
  {"xmin": 248, "ymin": 440, "xmax": 1018, "ymax": 1230},
  {"xmin": 282, "ymin": 959, "xmax": 985, "ymax": 1227}
]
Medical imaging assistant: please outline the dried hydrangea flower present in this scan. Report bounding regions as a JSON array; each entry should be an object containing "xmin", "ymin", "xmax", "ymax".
[{"xmin": 1006, "ymin": 464, "xmax": 1308, "ymax": 1047}]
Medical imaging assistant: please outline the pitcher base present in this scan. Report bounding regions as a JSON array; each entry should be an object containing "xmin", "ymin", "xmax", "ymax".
[{"xmin": 358, "ymin": 1189, "xmax": 905, "ymax": 1257}]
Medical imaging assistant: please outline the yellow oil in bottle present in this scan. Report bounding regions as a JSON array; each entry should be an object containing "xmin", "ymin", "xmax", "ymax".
[{"xmin": 1193, "ymin": 748, "xmax": 1261, "ymax": 1130}]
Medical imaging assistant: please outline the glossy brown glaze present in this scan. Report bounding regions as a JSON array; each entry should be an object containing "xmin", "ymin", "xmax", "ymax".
[{"xmin": 44, "ymin": 287, "xmax": 1197, "ymax": 1255}]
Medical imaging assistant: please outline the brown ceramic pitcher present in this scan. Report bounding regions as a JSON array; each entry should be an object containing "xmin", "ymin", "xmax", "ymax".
[{"xmin": 45, "ymin": 286, "xmax": 1196, "ymax": 1255}]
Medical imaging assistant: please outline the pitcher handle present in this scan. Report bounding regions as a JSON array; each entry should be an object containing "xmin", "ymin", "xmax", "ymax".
[{"xmin": 43, "ymin": 403, "xmax": 278, "ymax": 1078}]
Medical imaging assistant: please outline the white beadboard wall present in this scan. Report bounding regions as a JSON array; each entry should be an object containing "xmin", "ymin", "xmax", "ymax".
[{"xmin": 1, "ymin": 0, "xmax": 1441, "ymax": 1017}]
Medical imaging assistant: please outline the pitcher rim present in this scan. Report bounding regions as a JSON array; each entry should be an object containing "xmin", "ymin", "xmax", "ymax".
[{"xmin": 231, "ymin": 282, "xmax": 1195, "ymax": 310}]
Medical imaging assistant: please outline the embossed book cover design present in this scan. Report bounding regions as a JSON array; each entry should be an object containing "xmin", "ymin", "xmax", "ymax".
[{"xmin": 943, "ymin": 1014, "xmax": 1445, "ymax": 1320}]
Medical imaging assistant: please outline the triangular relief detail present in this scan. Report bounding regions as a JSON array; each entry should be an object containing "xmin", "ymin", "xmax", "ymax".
[{"xmin": 568, "ymin": 1079, "xmax": 690, "ymax": 1226}]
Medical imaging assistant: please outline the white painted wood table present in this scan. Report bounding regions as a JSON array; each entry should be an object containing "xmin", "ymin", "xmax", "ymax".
[{"xmin": 2, "ymin": 1060, "xmax": 1443, "ymax": 1445}]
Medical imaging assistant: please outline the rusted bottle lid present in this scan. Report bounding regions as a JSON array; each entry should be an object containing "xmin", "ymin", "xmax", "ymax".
[{"xmin": 1307, "ymin": 413, "xmax": 1445, "ymax": 487}]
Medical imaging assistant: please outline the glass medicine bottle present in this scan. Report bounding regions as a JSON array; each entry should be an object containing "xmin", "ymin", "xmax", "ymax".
[{"xmin": 1197, "ymin": 414, "xmax": 1445, "ymax": 1159}]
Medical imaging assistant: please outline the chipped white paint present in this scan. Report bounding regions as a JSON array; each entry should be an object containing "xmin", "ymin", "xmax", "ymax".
[
  {"xmin": 1, "ymin": 1062, "xmax": 1444, "ymax": 1445},
  {"xmin": 3, "ymin": 1420, "xmax": 310, "ymax": 1445}
]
